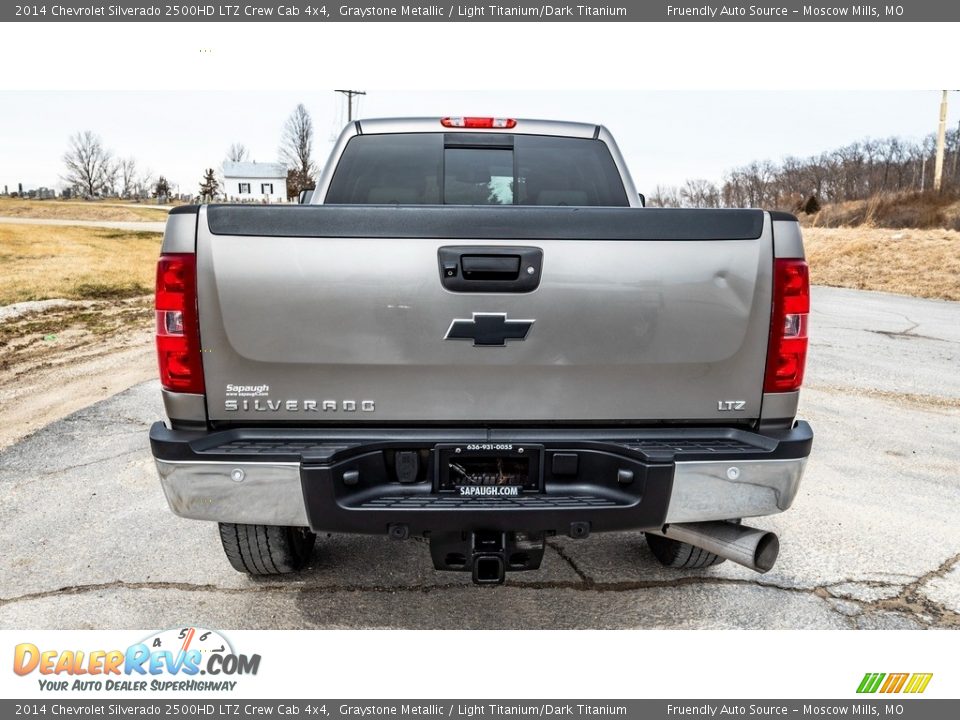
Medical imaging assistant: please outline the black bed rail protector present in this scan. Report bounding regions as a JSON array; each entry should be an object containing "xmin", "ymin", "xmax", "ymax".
[{"xmin": 204, "ymin": 204, "xmax": 766, "ymax": 241}]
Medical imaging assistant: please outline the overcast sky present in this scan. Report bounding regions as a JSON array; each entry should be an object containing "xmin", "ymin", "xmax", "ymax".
[{"xmin": 0, "ymin": 90, "xmax": 951, "ymax": 194}]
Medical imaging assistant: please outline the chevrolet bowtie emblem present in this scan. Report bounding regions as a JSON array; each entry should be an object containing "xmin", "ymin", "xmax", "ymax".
[{"xmin": 444, "ymin": 313, "xmax": 535, "ymax": 347}]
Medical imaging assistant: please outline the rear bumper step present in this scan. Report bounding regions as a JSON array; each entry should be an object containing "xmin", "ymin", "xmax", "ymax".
[
  {"xmin": 299, "ymin": 445, "xmax": 673, "ymax": 535},
  {"xmin": 151, "ymin": 422, "xmax": 812, "ymax": 533}
]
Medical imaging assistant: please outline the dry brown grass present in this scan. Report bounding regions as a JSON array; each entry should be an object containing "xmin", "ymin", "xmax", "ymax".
[
  {"xmin": 0, "ymin": 223, "xmax": 162, "ymax": 306},
  {"xmin": 805, "ymin": 191, "xmax": 960, "ymax": 231},
  {"xmin": 1, "ymin": 218, "xmax": 954, "ymax": 310},
  {"xmin": 0, "ymin": 197, "xmax": 170, "ymax": 222},
  {"xmin": 804, "ymin": 226, "xmax": 960, "ymax": 301}
]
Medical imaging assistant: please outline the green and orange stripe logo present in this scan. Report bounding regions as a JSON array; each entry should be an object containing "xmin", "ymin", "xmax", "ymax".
[{"xmin": 857, "ymin": 673, "xmax": 933, "ymax": 694}]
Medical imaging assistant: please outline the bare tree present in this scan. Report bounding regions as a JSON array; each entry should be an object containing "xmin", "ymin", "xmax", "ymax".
[
  {"xmin": 280, "ymin": 103, "xmax": 316, "ymax": 196},
  {"xmin": 118, "ymin": 157, "xmax": 138, "ymax": 199},
  {"xmin": 133, "ymin": 169, "xmax": 155, "ymax": 200},
  {"xmin": 103, "ymin": 163, "xmax": 120, "ymax": 197},
  {"xmin": 226, "ymin": 143, "xmax": 249, "ymax": 163},
  {"xmin": 649, "ymin": 185, "xmax": 681, "ymax": 208},
  {"xmin": 680, "ymin": 179, "xmax": 720, "ymax": 208},
  {"xmin": 62, "ymin": 131, "xmax": 114, "ymax": 197},
  {"xmin": 713, "ymin": 129, "xmax": 959, "ymax": 212}
]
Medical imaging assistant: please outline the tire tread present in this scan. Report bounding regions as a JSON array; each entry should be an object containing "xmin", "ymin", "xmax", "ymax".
[
  {"xmin": 645, "ymin": 532, "xmax": 726, "ymax": 569},
  {"xmin": 218, "ymin": 523, "xmax": 315, "ymax": 575}
]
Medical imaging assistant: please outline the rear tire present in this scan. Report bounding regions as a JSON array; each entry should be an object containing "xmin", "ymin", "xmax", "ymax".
[
  {"xmin": 218, "ymin": 523, "xmax": 316, "ymax": 575},
  {"xmin": 644, "ymin": 520, "xmax": 742, "ymax": 569},
  {"xmin": 645, "ymin": 532, "xmax": 726, "ymax": 568}
]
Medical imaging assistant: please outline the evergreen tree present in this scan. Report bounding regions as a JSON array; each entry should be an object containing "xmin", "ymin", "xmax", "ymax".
[
  {"xmin": 198, "ymin": 168, "xmax": 219, "ymax": 200},
  {"xmin": 153, "ymin": 176, "xmax": 172, "ymax": 199}
]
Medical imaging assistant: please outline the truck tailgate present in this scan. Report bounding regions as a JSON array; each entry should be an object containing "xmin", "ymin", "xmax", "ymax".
[{"xmin": 195, "ymin": 206, "xmax": 772, "ymax": 424}]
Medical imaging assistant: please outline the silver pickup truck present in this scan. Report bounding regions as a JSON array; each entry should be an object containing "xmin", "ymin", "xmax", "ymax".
[{"xmin": 150, "ymin": 117, "xmax": 812, "ymax": 584}]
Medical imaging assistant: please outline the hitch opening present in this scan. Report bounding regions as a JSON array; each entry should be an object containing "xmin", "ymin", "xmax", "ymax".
[{"xmin": 473, "ymin": 555, "xmax": 506, "ymax": 584}]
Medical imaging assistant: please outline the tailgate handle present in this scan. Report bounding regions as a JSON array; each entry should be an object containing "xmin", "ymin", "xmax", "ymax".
[
  {"xmin": 438, "ymin": 246, "xmax": 543, "ymax": 294},
  {"xmin": 461, "ymin": 254, "xmax": 521, "ymax": 280}
]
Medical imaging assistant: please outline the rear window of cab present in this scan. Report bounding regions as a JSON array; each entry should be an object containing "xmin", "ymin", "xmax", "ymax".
[{"xmin": 324, "ymin": 133, "xmax": 629, "ymax": 207}]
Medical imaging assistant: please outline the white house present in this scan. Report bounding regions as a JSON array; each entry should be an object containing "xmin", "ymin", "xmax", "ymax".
[{"xmin": 222, "ymin": 161, "xmax": 288, "ymax": 202}]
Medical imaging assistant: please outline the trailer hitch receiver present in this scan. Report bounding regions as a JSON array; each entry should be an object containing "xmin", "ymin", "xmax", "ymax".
[{"xmin": 429, "ymin": 530, "xmax": 545, "ymax": 585}]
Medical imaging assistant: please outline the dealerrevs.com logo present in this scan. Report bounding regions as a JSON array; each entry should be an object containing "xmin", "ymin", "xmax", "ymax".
[{"xmin": 13, "ymin": 627, "xmax": 260, "ymax": 692}]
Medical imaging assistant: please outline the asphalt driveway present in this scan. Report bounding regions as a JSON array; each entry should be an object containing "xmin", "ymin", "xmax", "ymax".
[{"xmin": 1, "ymin": 286, "xmax": 958, "ymax": 629}]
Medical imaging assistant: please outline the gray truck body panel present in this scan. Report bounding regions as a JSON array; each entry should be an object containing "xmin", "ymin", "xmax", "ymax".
[{"xmin": 195, "ymin": 206, "xmax": 773, "ymax": 424}]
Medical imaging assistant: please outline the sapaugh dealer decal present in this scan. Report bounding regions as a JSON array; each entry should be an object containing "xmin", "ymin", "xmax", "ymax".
[
  {"xmin": 12, "ymin": 627, "xmax": 260, "ymax": 693},
  {"xmin": 225, "ymin": 384, "xmax": 270, "ymax": 398},
  {"xmin": 224, "ymin": 384, "xmax": 375, "ymax": 412}
]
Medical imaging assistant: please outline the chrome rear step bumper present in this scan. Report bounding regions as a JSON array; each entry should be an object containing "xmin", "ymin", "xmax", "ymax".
[{"xmin": 151, "ymin": 422, "xmax": 811, "ymax": 531}]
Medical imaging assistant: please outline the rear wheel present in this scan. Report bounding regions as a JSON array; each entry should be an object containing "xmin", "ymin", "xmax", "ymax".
[
  {"xmin": 644, "ymin": 520, "xmax": 741, "ymax": 569},
  {"xmin": 218, "ymin": 523, "xmax": 316, "ymax": 575},
  {"xmin": 644, "ymin": 533, "xmax": 726, "ymax": 569}
]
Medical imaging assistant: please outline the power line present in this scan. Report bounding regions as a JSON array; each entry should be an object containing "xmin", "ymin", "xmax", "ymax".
[{"xmin": 334, "ymin": 89, "xmax": 366, "ymax": 123}]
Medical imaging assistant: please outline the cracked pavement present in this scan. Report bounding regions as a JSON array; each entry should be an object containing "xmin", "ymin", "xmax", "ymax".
[{"xmin": 0, "ymin": 286, "xmax": 958, "ymax": 629}]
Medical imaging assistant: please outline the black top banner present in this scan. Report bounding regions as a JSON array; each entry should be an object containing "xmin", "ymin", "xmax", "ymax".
[{"xmin": 2, "ymin": 1, "xmax": 955, "ymax": 22}]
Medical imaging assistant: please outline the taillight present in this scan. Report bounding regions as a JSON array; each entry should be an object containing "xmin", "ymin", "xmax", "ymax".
[
  {"xmin": 440, "ymin": 117, "xmax": 517, "ymax": 129},
  {"xmin": 155, "ymin": 253, "xmax": 205, "ymax": 394},
  {"xmin": 764, "ymin": 258, "xmax": 809, "ymax": 393}
]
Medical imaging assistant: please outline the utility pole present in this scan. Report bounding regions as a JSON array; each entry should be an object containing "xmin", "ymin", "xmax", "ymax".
[
  {"xmin": 335, "ymin": 89, "xmax": 366, "ymax": 123},
  {"xmin": 933, "ymin": 90, "xmax": 948, "ymax": 192}
]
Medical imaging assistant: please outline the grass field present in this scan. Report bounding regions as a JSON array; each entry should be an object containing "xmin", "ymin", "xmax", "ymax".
[
  {"xmin": 0, "ymin": 197, "xmax": 170, "ymax": 222},
  {"xmin": 0, "ymin": 223, "xmax": 162, "ymax": 306},
  {"xmin": 0, "ymin": 222, "xmax": 957, "ymax": 308},
  {"xmin": 803, "ymin": 226, "xmax": 960, "ymax": 302},
  {"xmin": 804, "ymin": 191, "xmax": 960, "ymax": 232}
]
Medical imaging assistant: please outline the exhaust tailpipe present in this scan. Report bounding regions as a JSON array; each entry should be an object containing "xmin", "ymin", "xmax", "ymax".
[{"xmin": 651, "ymin": 521, "xmax": 780, "ymax": 573}]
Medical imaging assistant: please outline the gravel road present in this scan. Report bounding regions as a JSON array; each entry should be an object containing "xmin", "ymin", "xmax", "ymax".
[{"xmin": 0, "ymin": 286, "xmax": 957, "ymax": 629}]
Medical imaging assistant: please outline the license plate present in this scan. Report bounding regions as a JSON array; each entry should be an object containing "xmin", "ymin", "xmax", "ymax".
[{"xmin": 435, "ymin": 443, "xmax": 543, "ymax": 494}]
